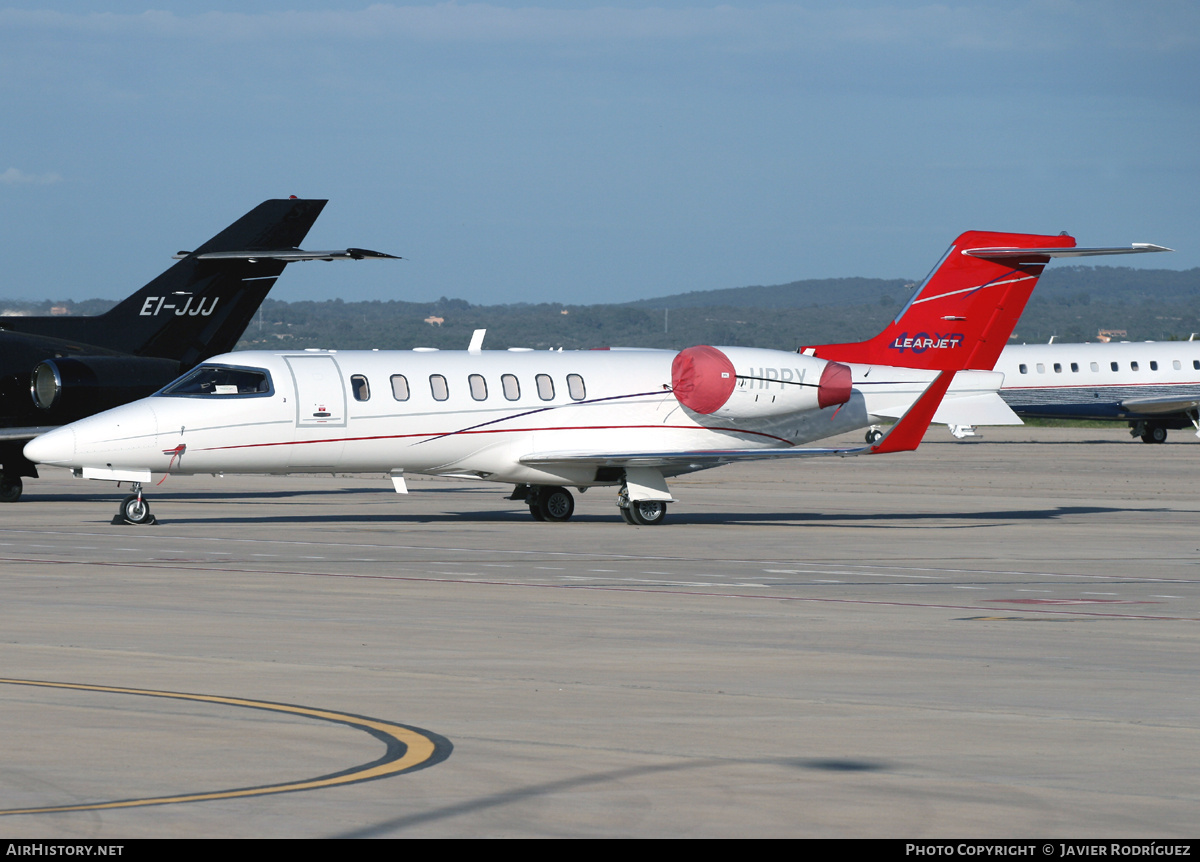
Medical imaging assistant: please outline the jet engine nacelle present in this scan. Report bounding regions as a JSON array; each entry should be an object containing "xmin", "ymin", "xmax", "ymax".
[
  {"xmin": 671, "ymin": 345, "xmax": 852, "ymax": 421},
  {"xmin": 31, "ymin": 356, "xmax": 182, "ymax": 421}
]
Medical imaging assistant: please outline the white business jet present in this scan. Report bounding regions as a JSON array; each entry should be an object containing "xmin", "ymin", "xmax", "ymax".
[
  {"xmin": 994, "ymin": 340, "xmax": 1199, "ymax": 443},
  {"xmin": 24, "ymin": 231, "xmax": 1167, "ymax": 525}
]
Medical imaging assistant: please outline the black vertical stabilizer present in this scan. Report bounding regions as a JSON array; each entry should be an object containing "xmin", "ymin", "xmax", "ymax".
[{"xmin": 5, "ymin": 199, "xmax": 327, "ymax": 368}]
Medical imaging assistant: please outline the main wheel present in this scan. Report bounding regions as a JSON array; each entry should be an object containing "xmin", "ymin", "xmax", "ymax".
[
  {"xmin": 0, "ymin": 477, "xmax": 22, "ymax": 503},
  {"xmin": 534, "ymin": 486, "xmax": 574, "ymax": 522},
  {"xmin": 627, "ymin": 499, "xmax": 667, "ymax": 526},
  {"xmin": 1142, "ymin": 425, "xmax": 1167, "ymax": 444},
  {"xmin": 865, "ymin": 428, "xmax": 884, "ymax": 445},
  {"xmin": 119, "ymin": 494, "xmax": 153, "ymax": 524}
]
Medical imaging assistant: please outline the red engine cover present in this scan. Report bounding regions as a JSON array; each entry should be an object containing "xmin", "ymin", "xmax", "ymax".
[
  {"xmin": 817, "ymin": 361, "xmax": 852, "ymax": 409},
  {"xmin": 671, "ymin": 345, "xmax": 737, "ymax": 414}
]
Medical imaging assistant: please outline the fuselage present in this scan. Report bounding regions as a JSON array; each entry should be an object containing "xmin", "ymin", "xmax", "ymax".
[
  {"xmin": 996, "ymin": 341, "xmax": 1200, "ymax": 425},
  {"xmin": 26, "ymin": 347, "xmax": 882, "ymax": 488}
]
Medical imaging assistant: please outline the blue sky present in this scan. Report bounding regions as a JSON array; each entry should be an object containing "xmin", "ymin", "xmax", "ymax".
[{"xmin": 2, "ymin": 1, "xmax": 1197, "ymax": 305}]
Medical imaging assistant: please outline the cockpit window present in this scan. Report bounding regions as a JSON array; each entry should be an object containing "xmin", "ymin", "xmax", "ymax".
[{"xmin": 158, "ymin": 365, "xmax": 273, "ymax": 397}]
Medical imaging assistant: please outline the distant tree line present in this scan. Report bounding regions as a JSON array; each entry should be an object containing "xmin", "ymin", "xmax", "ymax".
[{"xmin": 3, "ymin": 266, "xmax": 1197, "ymax": 352}]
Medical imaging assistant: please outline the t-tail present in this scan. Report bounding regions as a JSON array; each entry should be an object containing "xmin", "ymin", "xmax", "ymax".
[
  {"xmin": 805, "ymin": 231, "xmax": 1171, "ymax": 372},
  {"xmin": 4, "ymin": 199, "xmax": 329, "ymax": 370}
]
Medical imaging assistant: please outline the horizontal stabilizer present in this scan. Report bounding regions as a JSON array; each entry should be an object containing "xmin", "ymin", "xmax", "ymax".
[
  {"xmin": 873, "ymin": 391, "xmax": 1022, "ymax": 427},
  {"xmin": 965, "ymin": 243, "xmax": 1172, "ymax": 259},
  {"xmin": 176, "ymin": 247, "xmax": 400, "ymax": 261}
]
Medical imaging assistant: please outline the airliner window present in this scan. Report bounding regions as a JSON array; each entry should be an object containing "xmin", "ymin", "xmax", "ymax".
[
  {"xmin": 1174, "ymin": 360, "xmax": 1182, "ymax": 371},
  {"xmin": 1194, "ymin": 360, "xmax": 1199, "ymax": 370},
  {"xmin": 1018, "ymin": 364, "xmax": 1027, "ymax": 374},
  {"xmin": 567, "ymin": 374, "xmax": 586, "ymax": 401},
  {"xmin": 1071, "ymin": 363, "xmax": 1079, "ymax": 372},
  {"xmin": 536, "ymin": 374, "xmax": 555, "ymax": 401},
  {"xmin": 1131, "ymin": 361, "xmax": 1139, "ymax": 372},
  {"xmin": 1036, "ymin": 363, "xmax": 1045, "ymax": 374},
  {"xmin": 502, "ymin": 374, "xmax": 520, "ymax": 401},
  {"xmin": 351, "ymin": 374, "xmax": 370, "ymax": 402},
  {"xmin": 391, "ymin": 374, "xmax": 410, "ymax": 401},
  {"xmin": 469, "ymin": 374, "xmax": 488, "ymax": 401},
  {"xmin": 1053, "ymin": 363, "xmax": 1062, "ymax": 373},
  {"xmin": 1090, "ymin": 362, "xmax": 1099, "ymax": 372},
  {"xmin": 160, "ymin": 365, "xmax": 272, "ymax": 397},
  {"xmin": 430, "ymin": 374, "xmax": 449, "ymax": 401},
  {"xmin": 1150, "ymin": 361, "xmax": 1158, "ymax": 371},
  {"xmin": 1111, "ymin": 362, "xmax": 1119, "ymax": 372}
]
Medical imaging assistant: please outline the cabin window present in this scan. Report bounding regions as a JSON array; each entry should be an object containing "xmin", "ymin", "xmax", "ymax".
[
  {"xmin": 1131, "ymin": 361, "xmax": 1140, "ymax": 372},
  {"xmin": 391, "ymin": 374, "xmax": 410, "ymax": 401},
  {"xmin": 1018, "ymin": 364, "xmax": 1027, "ymax": 374},
  {"xmin": 1174, "ymin": 360, "xmax": 1182, "ymax": 371},
  {"xmin": 1150, "ymin": 361, "xmax": 1158, "ymax": 371},
  {"xmin": 567, "ymin": 374, "xmax": 586, "ymax": 401},
  {"xmin": 469, "ymin": 374, "xmax": 488, "ymax": 401},
  {"xmin": 1194, "ymin": 360, "xmax": 1200, "ymax": 370},
  {"xmin": 1070, "ymin": 363, "xmax": 1079, "ymax": 372},
  {"xmin": 502, "ymin": 374, "xmax": 520, "ymax": 401},
  {"xmin": 1036, "ymin": 363, "xmax": 1045, "ymax": 374},
  {"xmin": 1053, "ymin": 363, "xmax": 1062, "ymax": 373},
  {"xmin": 430, "ymin": 374, "xmax": 449, "ymax": 401},
  {"xmin": 159, "ymin": 365, "xmax": 273, "ymax": 398},
  {"xmin": 351, "ymin": 374, "xmax": 370, "ymax": 402},
  {"xmin": 1090, "ymin": 362, "xmax": 1099, "ymax": 372},
  {"xmin": 1111, "ymin": 362, "xmax": 1119, "ymax": 372},
  {"xmin": 536, "ymin": 374, "xmax": 555, "ymax": 401}
]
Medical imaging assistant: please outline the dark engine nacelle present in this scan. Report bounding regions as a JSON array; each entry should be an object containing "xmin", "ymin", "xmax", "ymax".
[
  {"xmin": 671, "ymin": 345, "xmax": 851, "ymax": 421},
  {"xmin": 31, "ymin": 356, "xmax": 182, "ymax": 421}
]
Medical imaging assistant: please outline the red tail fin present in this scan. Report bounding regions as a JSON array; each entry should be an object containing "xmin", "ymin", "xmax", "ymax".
[{"xmin": 808, "ymin": 231, "xmax": 1076, "ymax": 371}]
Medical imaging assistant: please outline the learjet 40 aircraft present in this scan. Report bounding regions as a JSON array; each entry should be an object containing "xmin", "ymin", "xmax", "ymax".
[{"xmin": 23, "ymin": 230, "xmax": 1167, "ymax": 525}]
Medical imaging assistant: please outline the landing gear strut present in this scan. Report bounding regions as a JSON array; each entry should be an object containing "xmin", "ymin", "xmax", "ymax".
[{"xmin": 113, "ymin": 483, "xmax": 156, "ymax": 525}]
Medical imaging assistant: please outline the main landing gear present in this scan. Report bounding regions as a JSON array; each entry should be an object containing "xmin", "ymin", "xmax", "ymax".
[
  {"xmin": 616, "ymin": 485, "xmax": 667, "ymax": 526},
  {"xmin": 0, "ymin": 476, "xmax": 22, "ymax": 503},
  {"xmin": 511, "ymin": 482, "xmax": 670, "ymax": 525},
  {"xmin": 511, "ymin": 484, "xmax": 576, "ymax": 522},
  {"xmin": 1130, "ymin": 421, "xmax": 1168, "ymax": 444},
  {"xmin": 113, "ymin": 483, "xmax": 156, "ymax": 525}
]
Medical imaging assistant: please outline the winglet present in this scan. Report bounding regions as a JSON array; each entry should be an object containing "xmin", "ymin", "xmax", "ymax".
[{"xmin": 869, "ymin": 371, "xmax": 957, "ymax": 454}]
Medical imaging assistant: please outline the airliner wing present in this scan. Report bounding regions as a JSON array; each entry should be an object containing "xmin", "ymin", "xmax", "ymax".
[
  {"xmin": 521, "ymin": 371, "xmax": 955, "ymax": 469},
  {"xmin": 1120, "ymin": 395, "xmax": 1200, "ymax": 415}
]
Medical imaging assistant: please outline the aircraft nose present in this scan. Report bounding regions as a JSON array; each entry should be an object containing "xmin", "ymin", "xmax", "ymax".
[{"xmin": 24, "ymin": 426, "xmax": 76, "ymax": 465}]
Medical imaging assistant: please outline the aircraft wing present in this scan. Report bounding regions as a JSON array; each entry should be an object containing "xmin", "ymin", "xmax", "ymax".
[
  {"xmin": 1119, "ymin": 395, "xmax": 1200, "ymax": 415},
  {"xmin": 521, "ymin": 371, "xmax": 955, "ymax": 470},
  {"xmin": 0, "ymin": 427, "xmax": 56, "ymax": 443},
  {"xmin": 520, "ymin": 445, "xmax": 866, "ymax": 470}
]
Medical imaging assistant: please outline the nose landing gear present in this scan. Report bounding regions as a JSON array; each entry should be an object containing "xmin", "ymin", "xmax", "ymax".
[{"xmin": 112, "ymin": 483, "xmax": 156, "ymax": 525}]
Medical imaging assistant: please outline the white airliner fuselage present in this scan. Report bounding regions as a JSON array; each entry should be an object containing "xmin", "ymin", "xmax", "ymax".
[{"xmin": 995, "ymin": 340, "xmax": 1200, "ymax": 442}]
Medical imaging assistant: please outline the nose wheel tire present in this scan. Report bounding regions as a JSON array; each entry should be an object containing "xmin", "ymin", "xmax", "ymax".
[{"xmin": 117, "ymin": 494, "xmax": 155, "ymax": 525}]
